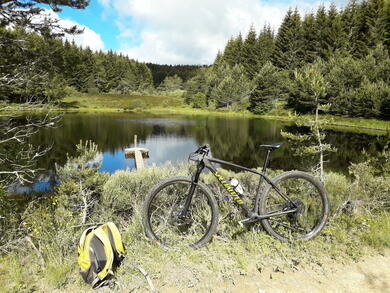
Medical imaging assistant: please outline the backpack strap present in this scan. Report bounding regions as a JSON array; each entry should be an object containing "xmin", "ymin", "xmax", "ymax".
[
  {"xmin": 103, "ymin": 222, "xmax": 126, "ymax": 261},
  {"xmin": 92, "ymin": 225, "xmax": 115, "ymax": 281}
]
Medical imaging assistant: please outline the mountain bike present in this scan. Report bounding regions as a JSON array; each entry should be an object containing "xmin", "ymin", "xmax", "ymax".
[{"xmin": 142, "ymin": 143, "xmax": 329, "ymax": 248}]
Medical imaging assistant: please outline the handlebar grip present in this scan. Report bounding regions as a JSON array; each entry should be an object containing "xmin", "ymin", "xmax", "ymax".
[{"xmin": 196, "ymin": 144, "xmax": 210, "ymax": 154}]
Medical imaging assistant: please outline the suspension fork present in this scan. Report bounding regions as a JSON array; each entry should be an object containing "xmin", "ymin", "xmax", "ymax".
[{"xmin": 180, "ymin": 162, "xmax": 204, "ymax": 218}]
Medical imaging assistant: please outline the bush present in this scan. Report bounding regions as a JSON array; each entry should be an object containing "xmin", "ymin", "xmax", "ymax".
[
  {"xmin": 44, "ymin": 75, "xmax": 68, "ymax": 101},
  {"xmin": 87, "ymin": 87, "xmax": 99, "ymax": 94},
  {"xmin": 64, "ymin": 86, "xmax": 79, "ymax": 96},
  {"xmin": 192, "ymin": 92, "xmax": 207, "ymax": 109},
  {"xmin": 348, "ymin": 160, "xmax": 390, "ymax": 212},
  {"xmin": 331, "ymin": 79, "xmax": 390, "ymax": 118},
  {"xmin": 101, "ymin": 163, "xmax": 189, "ymax": 221}
]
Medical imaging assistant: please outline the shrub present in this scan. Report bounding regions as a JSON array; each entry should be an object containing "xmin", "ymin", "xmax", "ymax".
[
  {"xmin": 348, "ymin": 160, "xmax": 390, "ymax": 212},
  {"xmin": 331, "ymin": 79, "xmax": 390, "ymax": 118},
  {"xmin": 101, "ymin": 163, "xmax": 190, "ymax": 219},
  {"xmin": 192, "ymin": 92, "xmax": 207, "ymax": 109},
  {"xmin": 64, "ymin": 86, "xmax": 79, "ymax": 96}
]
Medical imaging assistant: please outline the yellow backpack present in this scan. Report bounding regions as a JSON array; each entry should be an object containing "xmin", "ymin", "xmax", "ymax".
[{"xmin": 78, "ymin": 222, "xmax": 125, "ymax": 288}]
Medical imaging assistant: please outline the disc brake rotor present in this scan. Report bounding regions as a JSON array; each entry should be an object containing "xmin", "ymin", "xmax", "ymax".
[{"xmin": 170, "ymin": 205, "xmax": 193, "ymax": 227}]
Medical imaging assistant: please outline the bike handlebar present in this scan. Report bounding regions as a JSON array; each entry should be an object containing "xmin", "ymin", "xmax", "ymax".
[
  {"xmin": 189, "ymin": 144, "xmax": 210, "ymax": 162},
  {"xmin": 196, "ymin": 144, "xmax": 210, "ymax": 155}
]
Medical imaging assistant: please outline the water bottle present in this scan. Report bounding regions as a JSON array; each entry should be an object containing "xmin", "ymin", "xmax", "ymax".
[{"xmin": 229, "ymin": 178, "xmax": 244, "ymax": 195}]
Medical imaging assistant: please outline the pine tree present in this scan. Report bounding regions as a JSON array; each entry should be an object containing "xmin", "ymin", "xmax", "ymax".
[
  {"xmin": 249, "ymin": 62, "xmax": 281, "ymax": 114},
  {"xmin": 184, "ymin": 68, "xmax": 209, "ymax": 104},
  {"xmin": 273, "ymin": 8, "xmax": 304, "ymax": 69},
  {"xmin": 344, "ymin": 0, "xmax": 374, "ymax": 57},
  {"xmin": 221, "ymin": 38, "xmax": 236, "ymax": 66},
  {"xmin": 282, "ymin": 62, "xmax": 332, "ymax": 182},
  {"xmin": 323, "ymin": 3, "xmax": 348, "ymax": 57},
  {"xmin": 301, "ymin": 13, "xmax": 318, "ymax": 63},
  {"xmin": 242, "ymin": 26, "xmax": 260, "ymax": 79},
  {"xmin": 210, "ymin": 64, "xmax": 252, "ymax": 109},
  {"xmin": 222, "ymin": 33, "xmax": 243, "ymax": 66},
  {"xmin": 366, "ymin": 0, "xmax": 387, "ymax": 46},
  {"xmin": 256, "ymin": 25, "xmax": 275, "ymax": 69},
  {"xmin": 383, "ymin": 0, "xmax": 390, "ymax": 51}
]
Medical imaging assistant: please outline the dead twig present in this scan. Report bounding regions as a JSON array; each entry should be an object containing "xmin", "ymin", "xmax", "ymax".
[{"xmin": 25, "ymin": 235, "xmax": 45, "ymax": 268}]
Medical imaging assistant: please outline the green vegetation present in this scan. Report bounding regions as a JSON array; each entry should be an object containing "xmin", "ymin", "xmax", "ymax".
[
  {"xmin": 0, "ymin": 142, "xmax": 389, "ymax": 291},
  {"xmin": 0, "ymin": 28, "xmax": 153, "ymax": 103},
  {"xmin": 184, "ymin": 0, "xmax": 390, "ymax": 120},
  {"xmin": 1, "ymin": 0, "xmax": 389, "ymax": 289},
  {"xmin": 146, "ymin": 64, "xmax": 204, "ymax": 86},
  {"xmin": 58, "ymin": 94, "xmax": 390, "ymax": 134},
  {"xmin": 61, "ymin": 93, "xmax": 184, "ymax": 111}
]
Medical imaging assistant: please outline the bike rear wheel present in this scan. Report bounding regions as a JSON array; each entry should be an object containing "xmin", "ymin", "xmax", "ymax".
[
  {"xmin": 142, "ymin": 176, "xmax": 218, "ymax": 248},
  {"xmin": 259, "ymin": 171, "xmax": 329, "ymax": 242}
]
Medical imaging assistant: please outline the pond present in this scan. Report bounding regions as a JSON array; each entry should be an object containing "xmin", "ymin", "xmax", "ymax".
[{"xmin": 21, "ymin": 112, "xmax": 387, "ymax": 193}]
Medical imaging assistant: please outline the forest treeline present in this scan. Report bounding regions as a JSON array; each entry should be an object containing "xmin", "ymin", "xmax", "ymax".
[
  {"xmin": 146, "ymin": 63, "xmax": 205, "ymax": 86},
  {"xmin": 0, "ymin": 27, "xmax": 203, "ymax": 102},
  {"xmin": 0, "ymin": 28, "xmax": 154, "ymax": 102},
  {"xmin": 1, "ymin": 0, "xmax": 389, "ymax": 120},
  {"xmin": 184, "ymin": 0, "xmax": 390, "ymax": 120}
]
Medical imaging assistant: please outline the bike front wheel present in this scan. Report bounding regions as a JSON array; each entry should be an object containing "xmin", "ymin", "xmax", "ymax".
[
  {"xmin": 142, "ymin": 176, "xmax": 218, "ymax": 248},
  {"xmin": 259, "ymin": 171, "xmax": 329, "ymax": 242}
]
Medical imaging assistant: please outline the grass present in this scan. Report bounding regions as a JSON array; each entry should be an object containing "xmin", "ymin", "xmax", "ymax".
[
  {"xmin": 363, "ymin": 212, "xmax": 390, "ymax": 248},
  {"xmin": 58, "ymin": 93, "xmax": 390, "ymax": 134},
  {"xmin": 60, "ymin": 93, "xmax": 183, "ymax": 111},
  {"xmin": 1, "ymin": 160, "xmax": 389, "ymax": 292}
]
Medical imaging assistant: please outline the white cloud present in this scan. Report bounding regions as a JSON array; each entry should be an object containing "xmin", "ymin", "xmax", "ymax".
[
  {"xmin": 100, "ymin": 0, "xmax": 347, "ymax": 64},
  {"xmin": 62, "ymin": 20, "xmax": 105, "ymax": 51},
  {"xmin": 37, "ymin": 9, "xmax": 105, "ymax": 51}
]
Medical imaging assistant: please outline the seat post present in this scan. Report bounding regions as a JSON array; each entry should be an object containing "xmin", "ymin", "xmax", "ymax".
[{"xmin": 262, "ymin": 149, "xmax": 271, "ymax": 173}]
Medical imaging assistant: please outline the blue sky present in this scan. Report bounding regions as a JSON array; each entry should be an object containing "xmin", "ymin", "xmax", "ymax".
[
  {"xmin": 53, "ymin": 0, "xmax": 348, "ymax": 65},
  {"xmin": 59, "ymin": 1, "xmax": 120, "ymax": 51}
]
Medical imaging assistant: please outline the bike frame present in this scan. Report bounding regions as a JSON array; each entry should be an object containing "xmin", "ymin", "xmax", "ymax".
[{"xmin": 182, "ymin": 149, "xmax": 298, "ymax": 220}]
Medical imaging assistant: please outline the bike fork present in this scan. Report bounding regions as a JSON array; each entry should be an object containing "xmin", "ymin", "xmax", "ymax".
[{"xmin": 180, "ymin": 163, "xmax": 204, "ymax": 218}]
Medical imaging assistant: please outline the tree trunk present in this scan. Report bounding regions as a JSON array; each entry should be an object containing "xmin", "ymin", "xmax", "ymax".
[
  {"xmin": 314, "ymin": 97, "xmax": 324, "ymax": 182},
  {"xmin": 80, "ymin": 180, "xmax": 88, "ymax": 225}
]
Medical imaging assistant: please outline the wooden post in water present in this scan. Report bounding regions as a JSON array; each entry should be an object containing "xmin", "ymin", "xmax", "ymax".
[{"xmin": 124, "ymin": 135, "xmax": 149, "ymax": 170}]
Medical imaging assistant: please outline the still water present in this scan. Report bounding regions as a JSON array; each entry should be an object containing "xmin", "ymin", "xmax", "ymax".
[{"xmin": 25, "ymin": 112, "xmax": 387, "ymax": 192}]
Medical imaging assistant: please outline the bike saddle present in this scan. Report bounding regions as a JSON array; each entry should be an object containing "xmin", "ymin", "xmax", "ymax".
[{"xmin": 259, "ymin": 142, "xmax": 283, "ymax": 150}]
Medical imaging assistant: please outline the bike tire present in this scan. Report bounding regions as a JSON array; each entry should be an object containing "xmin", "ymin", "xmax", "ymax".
[
  {"xmin": 142, "ymin": 176, "xmax": 219, "ymax": 248},
  {"xmin": 259, "ymin": 171, "xmax": 329, "ymax": 242}
]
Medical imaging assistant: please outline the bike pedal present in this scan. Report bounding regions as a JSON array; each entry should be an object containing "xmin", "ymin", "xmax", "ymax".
[{"xmin": 238, "ymin": 217, "xmax": 259, "ymax": 226}]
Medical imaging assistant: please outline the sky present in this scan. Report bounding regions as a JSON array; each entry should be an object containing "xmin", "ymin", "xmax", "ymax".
[{"xmin": 53, "ymin": 0, "xmax": 349, "ymax": 65}]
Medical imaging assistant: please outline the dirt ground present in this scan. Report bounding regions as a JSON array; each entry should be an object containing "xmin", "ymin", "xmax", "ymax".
[{"xmin": 158, "ymin": 250, "xmax": 390, "ymax": 293}]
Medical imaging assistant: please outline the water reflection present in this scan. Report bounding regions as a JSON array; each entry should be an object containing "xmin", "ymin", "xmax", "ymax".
[{"xmin": 23, "ymin": 112, "xmax": 387, "ymax": 193}]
